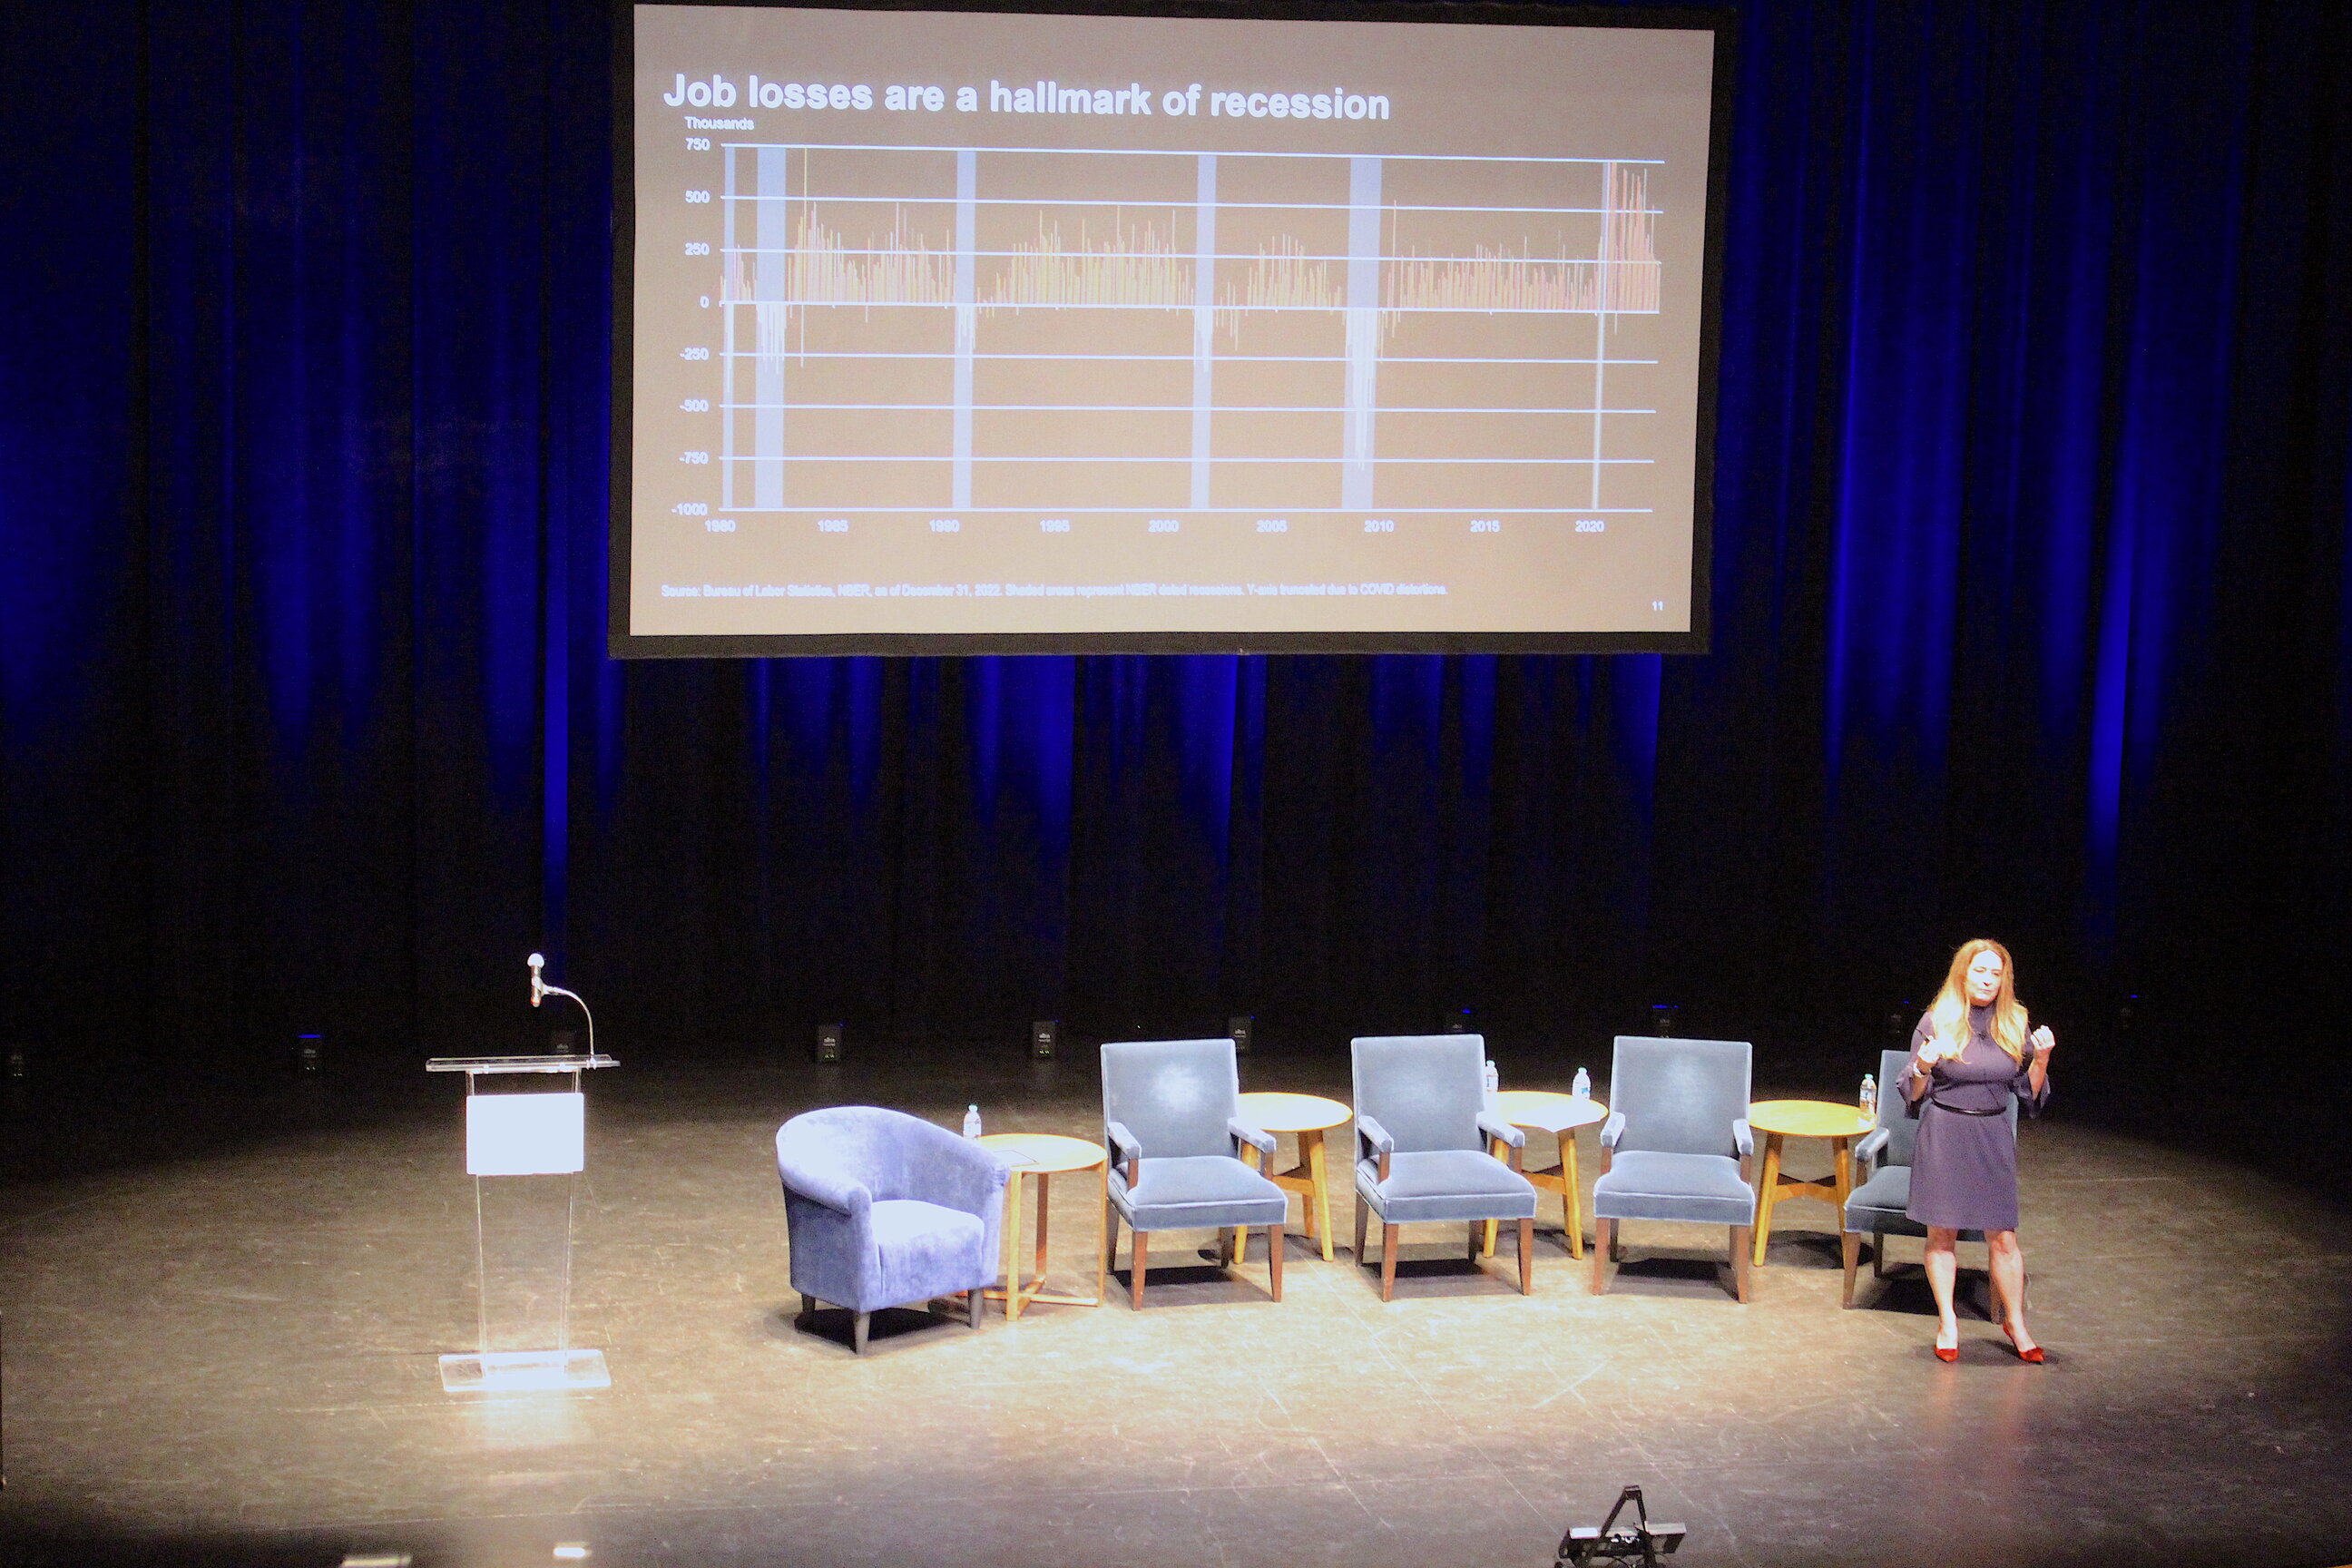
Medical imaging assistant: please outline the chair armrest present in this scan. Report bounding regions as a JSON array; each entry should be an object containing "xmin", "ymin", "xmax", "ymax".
[
  {"xmin": 1105, "ymin": 1120, "xmax": 1142, "ymax": 1183},
  {"xmin": 1229, "ymin": 1117, "xmax": 1277, "ymax": 1156},
  {"xmin": 1599, "ymin": 1111, "xmax": 1626, "ymax": 1150},
  {"xmin": 1105, "ymin": 1120, "xmax": 1142, "ymax": 1162},
  {"xmin": 777, "ymin": 1160, "xmax": 872, "ymax": 1218},
  {"xmin": 1733, "ymin": 1118, "xmax": 1754, "ymax": 1159},
  {"xmin": 1855, "ymin": 1127, "xmax": 1889, "ymax": 1167},
  {"xmin": 1475, "ymin": 1112, "xmax": 1526, "ymax": 1150},
  {"xmin": 1355, "ymin": 1113, "xmax": 1395, "ymax": 1158},
  {"xmin": 916, "ymin": 1130, "xmax": 1014, "ymax": 1216}
]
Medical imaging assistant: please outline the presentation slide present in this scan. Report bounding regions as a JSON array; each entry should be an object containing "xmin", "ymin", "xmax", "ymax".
[{"xmin": 617, "ymin": 5, "xmax": 1722, "ymax": 653}]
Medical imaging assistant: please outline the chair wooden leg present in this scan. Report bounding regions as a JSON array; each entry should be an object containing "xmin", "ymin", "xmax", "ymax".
[
  {"xmin": 1101, "ymin": 1199, "xmax": 1118, "ymax": 1303},
  {"xmin": 1872, "ymin": 1224, "xmax": 1887, "ymax": 1278},
  {"xmin": 1268, "ymin": 1221, "xmax": 1285, "ymax": 1301},
  {"xmin": 1131, "ymin": 1229, "xmax": 1149, "ymax": 1308},
  {"xmin": 1841, "ymin": 1230, "xmax": 1860, "ymax": 1308},
  {"xmin": 1466, "ymin": 1220, "xmax": 1481, "ymax": 1260},
  {"xmin": 1730, "ymin": 1226, "xmax": 1752, "ymax": 1303},
  {"xmin": 798, "ymin": 1294, "xmax": 818, "ymax": 1329},
  {"xmin": 1611, "ymin": 1225, "xmax": 1625, "ymax": 1262},
  {"xmin": 969, "ymin": 1286, "xmax": 985, "ymax": 1328},
  {"xmin": 1354, "ymin": 1193, "xmax": 1369, "ymax": 1263},
  {"xmin": 1592, "ymin": 1218, "xmax": 1612, "ymax": 1295},
  {"xmin": 1380, "ymin": 1224, "xmax": 1399, "ymax": 1301},
  {"xmin": 1518, "ymin": 1217, "xmax": 1534, "ymax": 1295},
  {"xmin": 852, "ymin": 1312, "xmax": 871, "ymax": 1355}
]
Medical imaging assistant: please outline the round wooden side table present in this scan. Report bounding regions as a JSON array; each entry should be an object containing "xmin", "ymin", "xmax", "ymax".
[
  {"xmin": 1480, "ymin": 1089, "xmax": 1609, "ymax": 1260},
  {"xmin": 1746, "ymin": 1099, "xmax": 1875, "ymax": 1266},
  {"xmin": 975, "ymin": 1132, "xmax": 1109, "ymax": 1318},
  {"xmin": 1232, "ymin": 1092, "xmax": 1353, "ymax": 1261}
]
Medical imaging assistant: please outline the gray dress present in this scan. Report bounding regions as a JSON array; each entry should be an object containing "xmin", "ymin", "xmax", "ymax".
[{"xmin": 1896, "ymin": 1005, "xmax": 2050, "ymax": 1232}]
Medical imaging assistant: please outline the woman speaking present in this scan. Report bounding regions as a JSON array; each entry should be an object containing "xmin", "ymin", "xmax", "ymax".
[{"xmin": 1900, "ymin": 938, "xmax": 2054, "ymax": 1362}]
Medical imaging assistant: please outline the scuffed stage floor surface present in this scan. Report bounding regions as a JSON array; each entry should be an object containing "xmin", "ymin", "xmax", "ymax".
[{"xmin": 2, "ymin": 1047, "xmax": 2347, "ymax": 1568}]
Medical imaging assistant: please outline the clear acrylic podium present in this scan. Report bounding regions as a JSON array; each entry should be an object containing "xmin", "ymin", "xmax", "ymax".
[{"xmin": 426, "ymin": 1052, "xmax": 617, "ymax": 1393}]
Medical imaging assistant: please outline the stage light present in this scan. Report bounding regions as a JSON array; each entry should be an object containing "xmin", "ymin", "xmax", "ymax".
[
  {"xmin": 466, "ymin": 1091, "xmax": 585, "ymax": 1177},
  {"xmin": 1558, "ymin": 1485, "xmax": 1683, "ymax": 1566},
  {"xmin": 553, "ymin": 1546, "xmax": 591, "ymax": 1562}
]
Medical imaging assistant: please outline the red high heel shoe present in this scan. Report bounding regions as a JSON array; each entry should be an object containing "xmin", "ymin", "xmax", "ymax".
[
  {"xmin": 1934, "ymin": 1328, "xmax": 1959, "ymax": 1363},
  {"xmin": 2001, "ymin": 1324, "xmax": 2045, "ymax": 1364}
]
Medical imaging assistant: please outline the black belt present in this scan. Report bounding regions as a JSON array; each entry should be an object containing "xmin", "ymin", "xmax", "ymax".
[{"xmin": 1926, "ymin": 1097, "xmax": 2007, "ymax": 1117}]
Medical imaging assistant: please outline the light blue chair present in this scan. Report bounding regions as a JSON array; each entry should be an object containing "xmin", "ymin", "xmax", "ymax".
[
  {"xmin": 776, "ymin": 1105, "xmax": 1009, "ymax": 1354},
  {"xmin": 1101, "ymin": 1038, "xmax": 1288, "ymax": 1307},
  {"xmin": 1841, "ymin": 1048, "xmax": 2020, "ymax": 1308},
  {"xmin": 1590, "ymin": 1035, "xmax": 1758, "ymax": 1302},
  {"xmin": 1350, "ymin": 1034, "xmax": 1538, "ymax": 1300}
]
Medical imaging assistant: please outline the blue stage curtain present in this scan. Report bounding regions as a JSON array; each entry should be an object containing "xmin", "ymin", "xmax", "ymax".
[{"xmin": 1, "ymin": 0, "xmax": 2347, "ymax": 1065}]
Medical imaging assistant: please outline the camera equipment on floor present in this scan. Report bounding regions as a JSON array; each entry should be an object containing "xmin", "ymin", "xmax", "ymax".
[{"xmin": 1558, "ymin": 1485, "xmax": 1684, "ymax": 1566}]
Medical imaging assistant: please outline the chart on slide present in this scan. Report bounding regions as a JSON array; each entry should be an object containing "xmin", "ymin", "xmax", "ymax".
[{"xmin": 715, "ymin": 144, "xmax": 1663, "ymax": 522}]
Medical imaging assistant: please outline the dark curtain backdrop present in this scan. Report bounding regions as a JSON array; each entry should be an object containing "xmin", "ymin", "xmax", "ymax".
[{"xmin": 3, "ymin": 0, "xmax": 2348, "ymax": 1076}]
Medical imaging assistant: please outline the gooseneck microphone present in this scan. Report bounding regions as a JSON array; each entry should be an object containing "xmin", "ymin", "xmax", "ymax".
[{"xmin": 525, "ymin": 952, "xmax": 594, "ymax": 1058}]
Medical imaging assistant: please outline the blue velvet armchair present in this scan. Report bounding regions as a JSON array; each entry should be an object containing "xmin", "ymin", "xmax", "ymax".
[
  {"xmin": 1841, "ymin": 1048, "xmax": 2019, "ymax": 1308},
  {"xmin": 775, "ymin": 1105, "xmax": 1009, "ymax": 1354},
  {"xmin": 1590, "ymin": 1035, "xmax": 1759, "ymax": 1302},
  {"xmin": 1350, "ymin": 1034, "xmax": 1538, "ymax": 1301},
  {"xmin": 1101, "ymin": 1038, "xmax": 1289, "ymax": 1308}
]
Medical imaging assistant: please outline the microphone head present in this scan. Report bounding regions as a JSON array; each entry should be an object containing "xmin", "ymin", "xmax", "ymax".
[
  {"xmin": 527, "ymin": 953, "xmax": 545, "ymax": 1006},
  {"xmin": 528, "ymin": 953, "xmax": 544, "ymax": 972}
]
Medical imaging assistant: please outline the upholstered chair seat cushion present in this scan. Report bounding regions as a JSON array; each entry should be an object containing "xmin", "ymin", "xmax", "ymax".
[
  {"xmin": 1592, "ymin": 1150, "xmax": 1758, "ymax": 1225},
  {"xmin": 863, "ymin": 1199, "xmax": 989, "ymax": 1307},
  {"xmin": 1843, "ymin": 1163, "xmax": 1987, "ymax": 1243},
  {"xmin": 1357, "ymin": 1149, "xmax": 1538, "ymax": 1224},
  {"xmin": 1842, "ymin": 1163, "xmax": 1910, "ymax": 1221},
  {"xmin": 1113, "ymin": 1153, "xmax": 1287, "ymax": 1230}
]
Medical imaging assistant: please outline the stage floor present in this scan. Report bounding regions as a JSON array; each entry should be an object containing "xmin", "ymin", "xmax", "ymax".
[{"xmin": 2, "ymin": 1046, "xmax": 2347, "ymax": 1568}]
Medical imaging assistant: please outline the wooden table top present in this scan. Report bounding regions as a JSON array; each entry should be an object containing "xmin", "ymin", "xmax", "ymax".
[
  {"xmin": 1747, "ymin": 1099, "xmax": 1875, "ymax": 1138},
  {"xmin": 1490, "ymin": 1089, "xmax": 1610, "ymax": 1132},
  {"xmin": 1236, "ymin": 1092, "xmax": 1353, "ymax": 1132},
  {"xmin": 975, "ymin": 1132, "xmax": 1108, "ymax": 1173}
]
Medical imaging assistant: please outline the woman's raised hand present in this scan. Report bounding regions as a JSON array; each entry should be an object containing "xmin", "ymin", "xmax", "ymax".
[
  {"xmin": 2031, "ymin": 1025, "xmax": 2056, "ymax": 1060},
  {"xmin": 1913, "ymin": 1036, "xmax": 1947, "ymax": 1071}
]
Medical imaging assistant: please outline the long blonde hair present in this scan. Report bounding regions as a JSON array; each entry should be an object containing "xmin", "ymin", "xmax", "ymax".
[{"xmin": 1927, "ymin": 938, "xmax": 2030, "ymax": 1063}]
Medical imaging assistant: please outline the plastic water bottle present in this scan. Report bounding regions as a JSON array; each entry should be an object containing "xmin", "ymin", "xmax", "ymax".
[
  {"xmin": 1858, "ymin": 1073, "xmax": 1877, "ymax": 1122},
  {"xmin": 1573, "ymin": 1067, "xmax": 1592, "ymax": 1102},
  {"xmin": 1483, "ymin": 1059, "xmax": 1500, "ymax": 1107},
  {"xmin": 963, "ymin": 1104, "xmax": 983, "ymax": 1139}
]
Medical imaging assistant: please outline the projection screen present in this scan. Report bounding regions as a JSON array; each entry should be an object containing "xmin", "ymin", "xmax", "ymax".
[{"xmin": 612, "ymin": 3, "xmax": 1729, "ymax": 655}]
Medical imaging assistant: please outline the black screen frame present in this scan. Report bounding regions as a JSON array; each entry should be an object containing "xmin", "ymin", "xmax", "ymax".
[{"xmin": 609, "ymin": 0, "xmax": 1736, "ymax": 658}]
